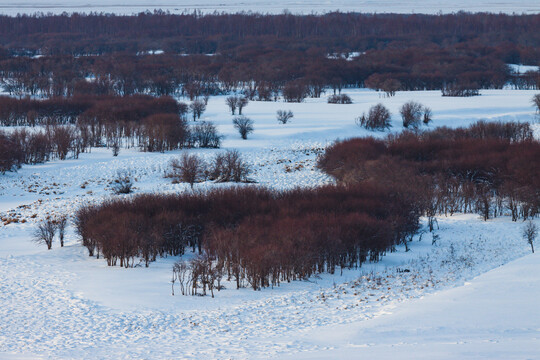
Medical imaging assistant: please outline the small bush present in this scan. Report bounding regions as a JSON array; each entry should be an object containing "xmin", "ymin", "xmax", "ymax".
[
  {"xmin": 168, "ymin": 153, "xmax": 207, "ymax": 188},
  {"xmin": 111, "ymin": 170, "xmax": 133, "ymax": 194},
  {"xmin": 233, "ymin": 116, "xmax": 254, "ymax": 140},
  {"xmin": 356, "ymin": 103, "xmax": 392, "ymax": 131}
]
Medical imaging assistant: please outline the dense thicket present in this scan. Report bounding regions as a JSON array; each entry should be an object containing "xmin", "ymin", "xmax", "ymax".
[
  {"xmin": 75, "ymin": 183, "xmax": 422, "ymax": 289},
  {"xmin": 0, "ymin": 12, "xmax": 539, "ymax": 99},
  {"xmin": 318, "ymin": 121, "xmax": 539, "ymax": 223},
  {"xmin": 0, "ymin": 94, "xmax": 224, "ymax": 169}
]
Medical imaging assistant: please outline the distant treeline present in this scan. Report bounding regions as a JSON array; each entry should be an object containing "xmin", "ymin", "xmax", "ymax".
[{"xmin": 0, "ymin": 12, "xmax": 539, "ymax": 99}]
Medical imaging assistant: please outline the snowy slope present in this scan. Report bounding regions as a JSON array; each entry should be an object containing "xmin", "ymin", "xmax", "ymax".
[
  {"xmin": 280, "ymin": 252, "xmax": 540, "ymax": 360},
  {"xmin": 0, "ymin": 0, "xmax": 539, "ymax": 15}
]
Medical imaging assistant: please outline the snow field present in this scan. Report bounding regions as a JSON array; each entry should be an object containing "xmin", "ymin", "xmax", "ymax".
[{"xmin": 0, "ymin": 88, "xmax": 539, "ymax": 358}]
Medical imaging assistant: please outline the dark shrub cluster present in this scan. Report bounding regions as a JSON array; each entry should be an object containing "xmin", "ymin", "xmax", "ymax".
[
  {"xmin": 167, "ymin": 150, "xmax": 252, "ymax": 186},
  {"xmin": 319, "ymin": 121, "xmax": 539, "ymax": 224},
  {"xmin": 400, "ymin": 101, "xmax": 432, "ymax": 129},
  {"xmin": 75, "ymin": 183, "xmax": 422, "ymax": 291},
  {"xmin": 0, "ymin": 127, "xmax": 81, "ymax": 170},
  {"xmin": 327, "ymin": 94, "xmax": 352, "ymax": 104}
]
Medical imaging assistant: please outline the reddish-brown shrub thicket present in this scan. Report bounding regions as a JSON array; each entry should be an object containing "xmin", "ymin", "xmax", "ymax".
[
  {"xmin": 0, "ymin": 95, "xmax": 203, "ymax": 171},
  {"xmin": 75, "ymin": 184, "xmax": 421, "ymax": 289},
  {"xmin": 318, "ymin": 121, "xmax": 539, "ymax": 222}
]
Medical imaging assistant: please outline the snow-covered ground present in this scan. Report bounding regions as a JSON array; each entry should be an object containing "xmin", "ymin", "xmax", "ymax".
[
  {"xmin": 0, "ymin": 0, "xmax": 539, "ymax": 15},
  {"xmin": 1, "ymin": 88, "xmax": 539, "ymax": 359}
]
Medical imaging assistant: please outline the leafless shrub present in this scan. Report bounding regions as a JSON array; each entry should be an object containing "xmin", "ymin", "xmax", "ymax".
[
  {"xmin": 168, "ymin": 153, "xmax": 207, "ymax": 188},
  {"xmin": 356, "ymin": 103, "xmax": 392, "ymax": 131},
  {"xmin": 111, "ymin": 170, "xmax": 133, "ymax": 194},
  {"xmin": 210, "ymin": 149, "xmax": 252, "ymax": 182},
  {"xmin": 400, "ymin": 101, "xmax": 424, "ymax": 129}
]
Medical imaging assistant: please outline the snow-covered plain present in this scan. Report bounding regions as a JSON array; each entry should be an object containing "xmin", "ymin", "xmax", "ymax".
[
  {"xmin": 1, "ymin": 88, "xmax": 539, "ymax": 359},
  {"xmin": 0, "ymin": 0, "xmax": 539, "ymax": 15}
]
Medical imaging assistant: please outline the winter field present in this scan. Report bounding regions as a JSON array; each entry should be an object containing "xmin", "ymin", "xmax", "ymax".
[
  {"xmin": 1, "ymin": 88, "xmax": 540, "ymax": 359},
  {"xmin": 0, "ymin": 0, "xmax": 539, "ymax": 15}
]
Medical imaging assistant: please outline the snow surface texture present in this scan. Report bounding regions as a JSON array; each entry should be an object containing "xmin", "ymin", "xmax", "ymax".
[
  {"xmin": 0, "ymin": 0, "xmax": 539, "ymax": 15},
  {"xmin": 1, "ymin": 89, "xmax": 540, "ymax": 359}
]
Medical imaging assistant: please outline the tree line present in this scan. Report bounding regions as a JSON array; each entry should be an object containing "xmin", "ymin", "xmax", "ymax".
[
  {"xmin": 0, "ymin": 95, "xmax": 223, "ymax": 172},
  {"xmin": 1, "ymin": 12, "xmax": 540, "ymax": 99}
]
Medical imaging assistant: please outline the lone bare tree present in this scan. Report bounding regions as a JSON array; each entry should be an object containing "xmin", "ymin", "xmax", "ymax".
[
  {"xmin": 532, "ymin": 94, "xmax": 540, "ymax": 114},
  {"xmin": 276, "ymin": 110, "xmax": 294, "ymax": 124},
  {"xmin": 34, "ymin": 219, "xmax": 57, "ymax": 250},
  {"xmin": 233, "ymin": 116, "xmax": 254, "ymax": 139},
  {"xmin": 523, "ymin": 221, "xmax": 538, "ymax": 253},
  {"xmin": 168, "ymin": 153, "xmax": 206, "ymax": 189},
  {"xmin": 190, "ymin": 100, "xmax": 206, "ymax": 121},
  {"xmin": 236, "ymin": 96, "xmax": 249, "ymax": 115},
  {"xmin": 226, "ymin": 96, "xmax": 238, "ymax": 115},
  {"xmin": 56, "ymin": 215, "xmax": 68, "ymax": 247}
]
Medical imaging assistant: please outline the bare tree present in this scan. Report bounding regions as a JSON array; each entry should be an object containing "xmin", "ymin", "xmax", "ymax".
[
  {"xmin": 226, "ymin": 96, "xmax": 238, "ymax": 115},
  {"xmin": 34, "ymin": 219, "xmax": 57, "ymax": 250},
  {"xmin": 233, "ymin": 116, "xmax": 254, "ymax": 140},
  {"xmin": 236, "ymin": 96, "xmax": 249, "ymax": 115},
  {"xmin": 191, "ymin": 121, "xmax": 222, "ymax": 148},
  {"xmin": 190, "ymin": 100, "xmax": 206, "ymax": 121},
  {"xmin": 168, "ymin": 153, "xmax": 206, "ymax": 189},
  {"xmin": 276, "ymin": 110, "xmax": 294, "ymax": 124},
  {"xmin": 173, "ymin": 260, "xmax": 191, "ymax": 296},
  {"xmin": 532, "ymin": 94, "xmax": 540, "ymax": 114},
  {"xmin": 56, "ymin": 215, "xmax": 68, "ymax": 247},
  {"xmin": 423, "ymin": 107, "xmax": 433, "ymax": 125},
  {"xmin": 523, "ymin": 221, "xmax": 538, "ymax": 253}
]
